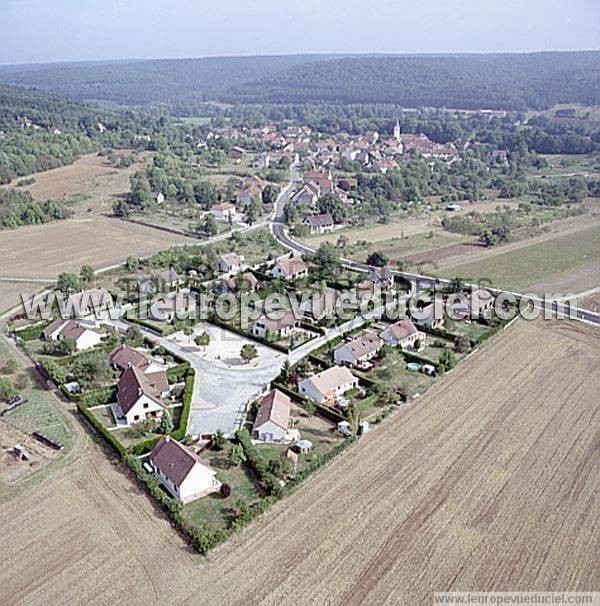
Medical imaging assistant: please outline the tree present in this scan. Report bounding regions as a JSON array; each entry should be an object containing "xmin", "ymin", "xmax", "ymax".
[
  {"xmin": 262, "ymin": 184, "xmax": 279, "ymax": 205},
  {"xmin": 125, "ymin": 325, "xmax": 143, "ymax": 345},
  {"xmin": 413, "ymin": 338, "xmax": 422, "ymax": 351},
  {"xmin": 160, "ymin": 410, "xmax": 173, "ymax": 434},
  {"xmin": 438, "ymin": 348, "xmax": 457, "ymax": 373},
  {"xmin": 240, "ymin": 344, "xmax": 258, "ymax": 364},
  {"xmin": 183, "ymin": 325, "xmax": 195, "ymax": 343},
  {"xmin": 455, "ymin": 335, "xmax": 471, "ymax": 353},
  {"xmin": 194, "ymin": 331, "xmax": 210, "ymax": 350},
  {"xmin": 234, "ymin": 497, "xmax": 253, "ymax": 525},
  {"xmin": 201, "ymin": 214, "xmax": 218, "ymax": 237},
  {"xmin": 213, "ymin": 429, "xmax": 226, "ymax": 451},
  {"xmin": 304, "ymin": 400, "xmax": 316, "ymax": 417},
  {"xmin": 318, "ymin": 193, "xmax": 347, "ymax": 223},
  {"xmin": 336, "ymin": 234, "xmax": 349, "ymax": 250},
  {"xmin": 57, "ymin": 338, "xmax": 76, "ymax": 356},
  {"xmin": 366, "ymin": 251, "xmax": 388, "ymax": 267},
  {"xmin": 220, "ymin": 483, "xmax": 232, "ymax": 498},
  {"xmin": 312, "ymin": 242, "xmax": 341, "ymax": 275},
  {"xmin": 112, "ymin": 199, "xmax": 130, "ymax": 218},
  {"xmin": 279, "ymin": 359, "xmax": 292, "ymax": 384},
  {"xmin": 125, "ymin": 256, "xmax": 140, "ymax": 272},
  {"xmin": 229, "ymin": 444, "xmax": 247, "ymax": 466},
  {"xmin": 80, "ymin": 265, "xmax": 94, "ymax": 287},
  {"xmin": 347, "ymin": 400, "xmax": 364, "ymax": 435},
  {"xmin": 0, "ymin": 378, "xmax": 17, "ymax": 402},
  {"xmin": 450, "ymin": 276, "xmax": 464, "ymax": 293},
  {"xmin": 57, "ymin": 272, "xmax": 80, "ymax": 294}
]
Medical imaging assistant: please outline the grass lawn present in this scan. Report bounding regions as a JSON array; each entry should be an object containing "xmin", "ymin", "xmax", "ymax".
[
  {"xmin": 369, "ymin": 350, "xmax": 435, "ymax": 399},
  {"xmin": 255, "ymin": 404, "xmax": 343, "ymax": 474},
  {"xmin": 182, "ymin": 449, "xmax": 262, "ymax": 533},
  {"xmin": 435, "ymin": 223, "xmax": 600, "ymax": 291},
  {"xmin": 443, "ymin": 319, "xmax": 492, "ymax": 342}
]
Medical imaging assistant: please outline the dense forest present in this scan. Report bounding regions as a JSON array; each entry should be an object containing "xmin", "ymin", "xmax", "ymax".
[
  {"xmin": 0, "ymin": 55, "xmax": 335, "ymax": 105},
  {"xmin": 1, "ymin": 52, "xmax": 598, "ymax": 110}
]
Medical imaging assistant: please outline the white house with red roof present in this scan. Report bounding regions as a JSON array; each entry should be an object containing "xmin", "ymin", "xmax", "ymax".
[
  {"xmin": 42, "ymin": 319, "xmax": 103, "ymax": 351},
  {"xmin": 299, "ymin": 366, "xmax": 358, "ymax": 405},
  {"xmin": 148, "ymin": 437, "xmax": 220, "ymax": 503},
  {"xmin": 380, "ymin": 319, "xmax": 423, "ymax": 349},
  {"xmin": 270, "ymin": 256, "xmax": 309, "ymax": 281}
]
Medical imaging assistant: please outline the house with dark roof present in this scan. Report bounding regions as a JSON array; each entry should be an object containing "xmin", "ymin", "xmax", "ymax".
[
  {"xmin": 109, "ymin": 345, "xmax": 170, "ymax": 395},
  {"xmin": 148, "ymin": 437, "xmax": 220, "ymax": 503},
  {"xmin": 302, "ymin": 212, "xmax": 334, "ymax": 234},
  {"xmin": 114, "ymin": 366, "xmax": 168, "ymax": 425},
  {"xmin": 252, "ymin": 389, "xmax": 291, "ymax": 443}
]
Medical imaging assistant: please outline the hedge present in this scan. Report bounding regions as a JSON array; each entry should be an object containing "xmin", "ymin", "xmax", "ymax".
[
  {"xmin": 77, "ymin": 401, "xmax": 126, "ymax": 457},
  {"xmin": 170, "ymin": 370, "xmax": 194, "ymax": 441},
  {"xmin": 126, "ymin": 315, "xmax": 172, "ymax": 335},
  {"xmin": 78, "ymin": 386, "xmax": 117, "ymax": 408},
  {"xmin": 235, "ymin": 428, "xmax": 283, "ymax": 498},
  {"xmin": 167, "ymin": 362, "xmax": 191, "ymax": 383}
]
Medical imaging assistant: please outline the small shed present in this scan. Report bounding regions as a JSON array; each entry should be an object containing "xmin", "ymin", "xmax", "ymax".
[
  {"xmin": 14, "ymin": 444, "xmax": 32, "ymax": 461},
  {"xmin": 338, "ymin": 421, "xmax": 351, "ymax": 436},
  {"xmin": 359, "ymin": 421, "xmax": 370, "ymax": 435},
  {"xmin": 296, "ymin": 439, "xmax": 313, "ymax": 454}
]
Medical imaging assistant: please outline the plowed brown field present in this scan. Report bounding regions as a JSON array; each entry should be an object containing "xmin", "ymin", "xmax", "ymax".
[{"xmin": 0, "ymin": 319, "xmax": 598, "ymax": 605}]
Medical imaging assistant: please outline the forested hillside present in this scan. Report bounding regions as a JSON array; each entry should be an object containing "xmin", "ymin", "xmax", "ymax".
[
  {"xmin": 224, "ymin": 53, "xmax": 600, "ymax": 110},
  {"xmin": 0, "ymin": 85, "xmax": 164, "ymax": 183},
  {"xmin": 1, "ymin": 52, "xmax": 598, "ymax": 110},
  {"xmin": 0, "ymin": 55, "xmax": 335, "ymax": 105}
]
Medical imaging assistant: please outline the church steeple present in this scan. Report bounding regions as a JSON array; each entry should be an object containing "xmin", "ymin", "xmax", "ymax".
[{"xmin": 393, "ymin": 117, "xmax": 401, "ymax": 143}]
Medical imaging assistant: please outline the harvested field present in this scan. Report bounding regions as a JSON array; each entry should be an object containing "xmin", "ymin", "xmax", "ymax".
[
  {"xmin": 0, "ymin": 281, "xmax": 50, "ymax": 314},
  {"xmin": 0, "ymin": 216, "xmax": 193, "ymax": 279},
  {"xmin": 577, "ymin": 290, "xmax": 600, "ymax": 313},
  {"xmin": 0, "ymin": 319, "xmax": 598, "ymax": 604},
  {"xmin": 7, "ymin": 152, "xmax": 149, "ymax": 216}
]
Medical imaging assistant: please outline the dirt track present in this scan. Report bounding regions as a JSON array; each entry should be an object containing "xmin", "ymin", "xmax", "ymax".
[{"xmin": 0, "ymin": 319, "xmax": 598, "ymax": 605}]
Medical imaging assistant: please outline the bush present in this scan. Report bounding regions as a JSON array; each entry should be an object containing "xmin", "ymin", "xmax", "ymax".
[{"xmin": 220, "ymin": 483, "xmax": 232, "ymax": 498}]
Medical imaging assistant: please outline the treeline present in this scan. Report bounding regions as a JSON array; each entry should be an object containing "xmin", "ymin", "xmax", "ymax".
[
  {"xmin": 224, "ymin": 53, "xmax": 600, "ymax": 110},
  {"xmin": 1, "ymin": 52, "xmax": 599, "ymax": 110},
  {"xmin": 0, "ymin": 189, "xmax": 71, "ymax": 229}
]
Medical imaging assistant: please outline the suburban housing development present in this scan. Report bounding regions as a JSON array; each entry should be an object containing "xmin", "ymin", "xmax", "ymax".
[{"xmin": 0, "ymin": 6, "xmax": 599, "ymax": 603}]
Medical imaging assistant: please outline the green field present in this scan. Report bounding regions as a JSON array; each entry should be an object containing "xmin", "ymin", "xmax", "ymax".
[{"xmin": 436, "ymin": 224, "xmax": 600, "ymax": 291}]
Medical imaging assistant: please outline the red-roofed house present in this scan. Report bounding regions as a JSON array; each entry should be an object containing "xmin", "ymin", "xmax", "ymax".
[
  {"xmin": 380, "ymin": 319, "xmax": 422, "ymax": 349},
  {"xmin": 148, "ymin": 437, "xmax": 220, "ymax": 503},
  {"xmin": 270, "ymin": 256, "xmax": 309, "ymax": 281}
]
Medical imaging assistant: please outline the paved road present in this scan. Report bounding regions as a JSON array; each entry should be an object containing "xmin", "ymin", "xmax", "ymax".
[{"xmin": 269, "ymin": 170, "xmax": 600, "ymax": 327}]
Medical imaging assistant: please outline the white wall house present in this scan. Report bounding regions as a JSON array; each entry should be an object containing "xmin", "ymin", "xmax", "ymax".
[
  {"xmin": 148, "ymin": 437, "xmax": 220, "ymax": 503},
  {"xmin": 334, "ymin": 332, "xmax": 382, "ymax": 367},
  {"xmin": 252, "ymin": 389, "xmax": 291, "ymax": 443},
  {"xmin": 114, "ymin": 366, "xmax": 166, "ymax": 426},
  {"xmin": 380, "ymin": 319, "xmax": 422, "ymax": 349},
  {"xmin": 270, "ymin": 256, "xmax": 309, "ymax": 281},
  {"xmin": 299, "ymin": 366, "xmax": 358, "ymax": 404},
  {"xmin": 42, "ymin": 319, "xmax": 103, "ymax": 351}
]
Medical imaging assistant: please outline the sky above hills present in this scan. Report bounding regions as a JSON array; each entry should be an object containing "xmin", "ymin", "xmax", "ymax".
[{"xmin": 0, "ymin": 0, "xmax": 599, "ymax": 65}]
